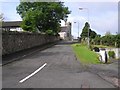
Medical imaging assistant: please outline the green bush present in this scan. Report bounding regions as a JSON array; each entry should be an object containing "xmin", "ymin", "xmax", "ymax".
[
  {"xmin": 108, "ymin": 51, "xmax": 115, "ymax": 58},
  {"xmin": 89, "ymin": 45, "xmax": 94, "ymax": 51},
  {"xmin": 45, "ymin": 30, "xmax": 54, "ymax": 35}
]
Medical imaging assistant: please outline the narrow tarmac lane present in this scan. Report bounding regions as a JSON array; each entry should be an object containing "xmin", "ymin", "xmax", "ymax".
[{"xmin": 2, "ymin": 41, "xmax": 116, "ymax": 88}]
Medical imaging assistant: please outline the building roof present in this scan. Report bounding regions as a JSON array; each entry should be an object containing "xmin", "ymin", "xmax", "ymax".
[
  {"xmin": 2, "ymin": 21, "xmax": 22, "ymax": 28},
  {"xmin": 60, "ymin": 26, "xmax": 68, "ymax": 32},
  {"xmin": 2, "ymin": 21, "xmax": 71, "ymax": 32}
]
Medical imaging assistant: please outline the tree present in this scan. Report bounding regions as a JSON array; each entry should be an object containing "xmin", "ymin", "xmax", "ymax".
[
  {"xmin": 89, "ymin": 29, "xmax": 97, "ymax": 39},
  {"xmin": 101, "ymin": 35, "xmax": 116, "ymax": 46},
  {"xmin": 80, "ymin": 22, "xmax": 97, "ymax": 41},
  {"xmin": 93, "ymin": 34, "xmax": 120, "ymax": 47},
  {"xmin": 93, "ymin": 35, "xmax": 101, "ymax": 45},
  {"xmin": 80, "ymin": 22, "xmax": 90, "ymax": 39},
  {"xmin": 16, "ymin": 2, "xmax": 71, "ymax": 34},
  {"xmin": 115, "ymin": 34, "xmax": 120, "ymax": 47},
  {"xmin": 0, "ymin": 13, "xmax": 4, "ymax": 21}
]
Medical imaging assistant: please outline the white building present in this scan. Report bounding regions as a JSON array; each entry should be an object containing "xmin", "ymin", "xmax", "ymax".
[
  {"xmin": 2, "ymin": 21, "xmax": 23, "ymax": 31},
  {"xmin": 59, "ymin": 22, "xmax": 72, "ymax": 40}
]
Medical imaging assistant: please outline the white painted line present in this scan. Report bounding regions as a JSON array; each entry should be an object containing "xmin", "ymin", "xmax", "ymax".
[{"xmin": 19, "ymin": 63, "xmax": 47, "ymax": 83}]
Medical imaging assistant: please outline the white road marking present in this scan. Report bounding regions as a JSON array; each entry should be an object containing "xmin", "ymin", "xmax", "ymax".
[{"xmin": 19, "ymin": 63, "xmax": 47, "ymax": 83}]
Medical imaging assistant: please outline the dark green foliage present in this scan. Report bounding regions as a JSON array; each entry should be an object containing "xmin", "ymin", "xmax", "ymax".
[
  {"xmin": 101, "ymin": 35, "xmax": 116, "ymax": 46},
  {"xmin": 81, "ymin": 22, "xmax": 97, "ymax": 40},
  {"xmin": 90, "ymin": 29, "xmax": 97, "ymax": 39},
  {"xmin": 93, "ymin": 35, "xmax": 101, "ymax": 45},
  {"xmin": 80, "ymin": 22, "xmax": 120, "ymax": 48},
  {"xmin": 16, "ymin": 2, "xmax": 71, "ymax": 34},
  {"xmin": 115, "ymin": 34, "xmax": 120, "ymax": 47},
  {"xmin": 81, "ymin": 22, "xmax": 90, "ymax": 39},
  {"xmin": 93, "ymin": 34, "xmax": 120, "ymax": 48},
  {"xmin": 81, "ymin": 22, "xmax": 97, "ymax": 46},
  {"xmin": 45, "ymin": 30, "xmax": 54, "ymax": 35},
  {"xmin": 0, "ymin": 13, "xmax": 4, "ymax": 21},
  {"xmin": 89, "ymin": 44, "xmax": 94, "ymax": 51},
  {"xmin": 108, "ymin": 51, "xmax": 115, "ymax": 58}
]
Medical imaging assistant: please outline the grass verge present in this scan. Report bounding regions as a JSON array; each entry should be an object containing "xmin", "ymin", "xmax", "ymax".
[{"xmin": 71, "ymin": 43, "xmax": 101, "ymax": 64}]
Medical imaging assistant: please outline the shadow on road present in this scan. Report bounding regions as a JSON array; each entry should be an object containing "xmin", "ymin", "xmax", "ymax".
[
  {"xmin": 2, "ymin": 42, "xmax": 57, "ymax": 65},
  {"xmin": 2, "ymin": 40, "xmax": 78, "ymax": 65},
  {"xmin": 57, "ymin": 40, "xmax": 78, "ymax": 45}
]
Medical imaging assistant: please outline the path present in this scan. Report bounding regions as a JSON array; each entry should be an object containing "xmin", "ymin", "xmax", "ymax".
[{"xmin": 2, "ymin": 41, "xmax": 117, "ymax": 88}]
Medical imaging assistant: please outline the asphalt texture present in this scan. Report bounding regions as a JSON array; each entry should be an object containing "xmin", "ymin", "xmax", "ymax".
[
  {"xmin": 2, "ymin": 41, "xmax": 118, "ymax": 88},
  {"xmin": 2, "ymin": 42, "xmax": 58, "ymax": 65}
]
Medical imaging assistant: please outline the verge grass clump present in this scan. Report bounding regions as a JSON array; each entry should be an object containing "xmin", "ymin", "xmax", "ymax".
[{"xmin": 72, "ymin": 43, "xmax": 101, "ymax": 64}]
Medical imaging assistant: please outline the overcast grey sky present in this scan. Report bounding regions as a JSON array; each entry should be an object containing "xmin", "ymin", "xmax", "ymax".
[
  {"xmin": 0, "ymin": 0, "xmax": 119, "ymax": 38},
  {"xmin": 61, "ymin": 2, "xmax": 118, "ymax": 38}
]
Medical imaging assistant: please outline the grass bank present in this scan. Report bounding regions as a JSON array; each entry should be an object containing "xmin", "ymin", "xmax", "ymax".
[{"xmin": 71, "ymin": 44, "xmax": 101, "ymax": 64}]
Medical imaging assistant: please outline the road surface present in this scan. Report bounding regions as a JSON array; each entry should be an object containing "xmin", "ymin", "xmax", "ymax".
[{"xmin": 2, "ymin": 41, "xmax": 118, "ymax": 88}]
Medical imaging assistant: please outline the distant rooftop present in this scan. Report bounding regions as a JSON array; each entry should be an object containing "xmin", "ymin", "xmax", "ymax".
[
  {"xmin": 2, "ymin": 21, "xmax": 70, "ymax": 31},
  {"xmin": 60, "ymin": 26, "xmax": 68, "ymax": 32},
  {"xmin": 2, "ymin": 21, "xmax": 22, "ymax": 28}
]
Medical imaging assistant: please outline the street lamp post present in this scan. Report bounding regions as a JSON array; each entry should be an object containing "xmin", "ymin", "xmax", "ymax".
[
  {"xmin": 74, "ymin": 22, "xmax": 79, "ymax": 41},
  {"xmin": 79, "ymin": 8, "xmax": 90, "ymax": 48}
]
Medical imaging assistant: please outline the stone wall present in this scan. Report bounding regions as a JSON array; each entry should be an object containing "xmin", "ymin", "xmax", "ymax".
[{"xmin": 2, "ymin": 31, "xmax": 59, "ymax": 55}]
